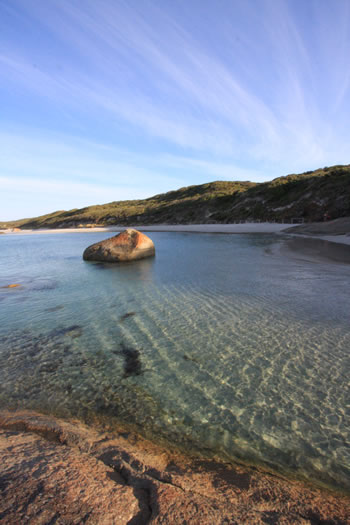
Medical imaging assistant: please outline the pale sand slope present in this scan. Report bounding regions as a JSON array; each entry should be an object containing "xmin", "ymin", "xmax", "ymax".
[
  {"xmin": 285, "ymin": 217, "xmax": 350, "ymax": 246},
  {"xmin": 314, "ymin": 234, "xmax": 350, "ymax": 246},
  {"xmin": 285, "ymin": 217, "xmax": 350, "ymax": 236}
]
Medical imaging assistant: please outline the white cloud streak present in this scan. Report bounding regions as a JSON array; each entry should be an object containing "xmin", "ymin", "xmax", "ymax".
[
  {"xmin": 1, "ymin": 0, "xmax": 350, "ymax": 219},
  {"xmin": 0, "ymin": 129, "xmax": 271, "ymax": 220}
]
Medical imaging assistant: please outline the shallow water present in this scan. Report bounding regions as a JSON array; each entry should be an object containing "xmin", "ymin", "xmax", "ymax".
[{"xmin": 1, "ymin": 232, "xmax": 350, "ymax": 491}]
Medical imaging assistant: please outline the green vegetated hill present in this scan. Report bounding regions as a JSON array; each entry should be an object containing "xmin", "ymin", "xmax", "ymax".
[{"xmin": 1, "ymin": 164, "xmax": 350, "ymax": 229}]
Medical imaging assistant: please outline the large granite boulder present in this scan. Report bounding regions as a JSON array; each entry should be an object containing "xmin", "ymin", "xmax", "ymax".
[{"xmin": 83, "ymin": 229, "xmax": 155, "ymax": 262}]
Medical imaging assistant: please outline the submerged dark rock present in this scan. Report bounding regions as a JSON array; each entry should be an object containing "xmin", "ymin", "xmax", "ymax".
[
  {"xmin": 30, "ymin": 279, "xmax": 58, "ymax": 291},
  {"xmin": 50, "ymin": 325, "xmax": 83, "ymax": 339},
  {"xmin": 45, "ymin": 305, "xmax": 64, "ymax": 313},
  {"xmin": 183, "ymin": 354, "xmax": 199, "ymax": 364},
  {"xmin": 92, "ymin": 262, "xmax": 108, "ymax": 270},
  {"xmin": 119, "ymin": 312, "xmax": 136, "ymax": 322},
  {"xmin": 118, "ymin": 343, "xmax": 142, "ymax": 378}
]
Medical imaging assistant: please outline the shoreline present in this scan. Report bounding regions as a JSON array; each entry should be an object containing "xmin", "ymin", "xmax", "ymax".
[
  {"xmin": 2, "ymin": 222, "xmax": 350, "ymax": 245},
  {"xmin": 0, "ymin": 223, "xmax": 292, "ymax": 235},
  {"xmin": 281, "ymin": 235, "xmax": 350, "ymax": 265},
  {"xmin": 0, "ymin": 409, "xmax": 349, "ymax": 524}
]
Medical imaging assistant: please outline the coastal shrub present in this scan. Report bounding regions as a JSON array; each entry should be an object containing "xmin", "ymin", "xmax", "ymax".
[{"xmin": 2, "ymin": 164, "xmax": 349, "ymax": 229}]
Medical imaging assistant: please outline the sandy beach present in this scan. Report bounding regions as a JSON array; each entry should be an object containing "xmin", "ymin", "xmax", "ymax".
[
  {"xmin": 1, "ymin": 222, "xmax": 292, "ymax": 235},
  {"xmin": 2, "ymin": 222, "xmax": 350, "ymax": 250},
  {"xmin": 309, "ymin": 234, "xmax": 350, "ymax": 246}
]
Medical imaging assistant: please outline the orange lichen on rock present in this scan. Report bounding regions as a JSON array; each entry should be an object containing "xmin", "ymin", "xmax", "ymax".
[
  {"xmin": 0, "ymin": 409, "xmax": 349, "ymax": 525},
  {"xmin": 112, "ymin": 230, "xmax": 134, "ymax": 246},
  {"xmin": 2, "ymin": 284, "xmax": 21, "ymax": 288}
]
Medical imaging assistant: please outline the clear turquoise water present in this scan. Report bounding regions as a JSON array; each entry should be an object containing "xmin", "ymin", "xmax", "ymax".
[{"xmin": 1, "ymin": 232, "xmax": 350, "ymax": 491}]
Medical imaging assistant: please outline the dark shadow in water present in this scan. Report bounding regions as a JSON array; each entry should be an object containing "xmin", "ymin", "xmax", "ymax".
[
  {"xmin": 50, "ymin": 325, "xmax": 83, "ymax": 339},
  {"xmin": 30, "ymin": 279, "xmax": 58, "ymax": 291},
  {"xmin": 91, "ymin": 262, "xmax": 108, "ymax": 270},
  {"xmin": 114, "ymin": 343, "xmax": 142, "ymax": 378},
  {"xmin": 45, "ymin": 305, "xmax": 65, "ymax": 313},
  {"xmin": 85, "ymin": 257, "xmax": 155, "ymax": 282},
  {"xmin": 183, "ymin": 354, "xmax": 199, "ymax": 364},
  {"xmin": 119, "ymin": 312, "xmax": 136, "ymax": 322}
]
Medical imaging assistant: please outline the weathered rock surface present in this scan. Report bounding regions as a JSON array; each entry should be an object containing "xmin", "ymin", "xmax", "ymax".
[
  {"xmin": 83, "ymin": 229, "xmax": 155, "ymax": 262},
  {"xmin": 0, "ymin": 410, "xmax": 349, "ymax": 524}
]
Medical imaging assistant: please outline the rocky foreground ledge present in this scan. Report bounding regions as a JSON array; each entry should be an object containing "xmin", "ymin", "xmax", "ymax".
[{"xmin": 0, "ymin": 410, "xmax": 349, "ymax": 524}]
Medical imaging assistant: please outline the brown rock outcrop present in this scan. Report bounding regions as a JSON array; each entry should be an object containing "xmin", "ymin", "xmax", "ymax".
[
  {"xmin": 83, "ymin": 229, "xmax": 155, "ymax": 262},
  {"xmin": 0, "ymin": 410, "xmax": 349, "ymax": 524}
]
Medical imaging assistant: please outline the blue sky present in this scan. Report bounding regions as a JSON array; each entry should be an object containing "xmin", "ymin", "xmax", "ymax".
[{"xmin": 1, "ymin": 0, "xmax": 350, "ymax": 220}]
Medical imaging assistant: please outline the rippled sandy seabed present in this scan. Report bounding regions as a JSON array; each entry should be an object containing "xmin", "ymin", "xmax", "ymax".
[{"xmin": 1, "ymin": 231, "xmax": 350, "ymax": 492}]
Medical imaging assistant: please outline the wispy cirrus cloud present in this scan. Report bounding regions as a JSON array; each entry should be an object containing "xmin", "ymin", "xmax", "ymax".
[
  {"xmin": 3, "ymin": 0, "xmax": 350, "ymax": 158},
  {"xmin": 1, "ymin": 0, "xmax": 350, "ymax": 219},
  {"xmin": 0, "ymin": 128, "xmax": 270, "ymax": 220}
]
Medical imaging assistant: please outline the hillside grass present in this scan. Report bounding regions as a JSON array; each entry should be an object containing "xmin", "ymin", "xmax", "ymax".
[{"xmin": 1, "ymin": 165, "xmax": 349, "ymax": 229}]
